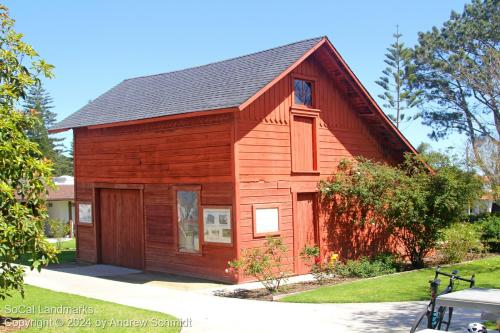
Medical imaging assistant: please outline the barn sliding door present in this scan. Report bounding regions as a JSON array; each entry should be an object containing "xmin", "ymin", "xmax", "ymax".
[{"xmin": 99, "ymin": 189, "xmax": 143, "ymax": 269}]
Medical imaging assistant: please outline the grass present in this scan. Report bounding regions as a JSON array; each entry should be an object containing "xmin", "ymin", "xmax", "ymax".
[
  {"xmin": 484, "ymin": 321, "xmax": 498, "ymax": 330},
  {"xmin": 281, "ymin": 255, "xmax": 500, "ymax": 303},
  {"xmin": 17, "ymin": 238, "xmax": 76, "ymax": 266},
  {"xmin": 58, "ymin": 238, "xmax": 76, "ymax": 250},
  {"xmin": 0, "ymin": 285, "xmax": 182, "ymax": 332}
]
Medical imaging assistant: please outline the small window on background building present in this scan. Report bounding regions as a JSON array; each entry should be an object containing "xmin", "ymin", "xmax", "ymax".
[
  {"xmin": 177, "ymin": 191, "xmax": 200, "ymax": 253},
  {"xmin": 294, "ymin": 79, "xmax": 313, "ymax": 107}
]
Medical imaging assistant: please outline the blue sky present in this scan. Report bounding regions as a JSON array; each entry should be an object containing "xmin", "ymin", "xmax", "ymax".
[{"xmin": 5, "ymin": 0, "xmax": 470, "ymax": 153}]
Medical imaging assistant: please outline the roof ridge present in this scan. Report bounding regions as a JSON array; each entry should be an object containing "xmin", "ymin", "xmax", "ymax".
[{"xmin": 124, "ymin": 36, "xmax": 324, "ymax": 82}]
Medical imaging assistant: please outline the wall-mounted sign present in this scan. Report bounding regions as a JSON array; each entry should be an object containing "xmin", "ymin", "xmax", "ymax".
[
  {"xmin": 78, "ymin": 203, "xmax": 92, "ymax": 224},
  {"xmin": 203, "ymin": 207, "xmax": 231, "ymax": 244},
  {"xmin": 254, "ymin": 207, "xmax": 279, "ymax": 234}
]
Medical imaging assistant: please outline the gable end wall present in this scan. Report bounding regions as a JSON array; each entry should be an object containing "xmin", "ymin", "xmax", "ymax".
[{"xmin": 235, "ymin": 56, "xmax": 397, "ymax": 278}]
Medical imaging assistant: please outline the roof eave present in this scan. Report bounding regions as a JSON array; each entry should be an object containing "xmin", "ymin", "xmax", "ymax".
[
  {"xmin": 48, "ymin": 106, "xmax": 239, "ymax": 133},
  {"xmin": 321, "ymin": 38, "xmax": 419, "ymax": 156},
  {"xmin": 48, "ymin": 127, "xmax": 71, "ymax": 134}
]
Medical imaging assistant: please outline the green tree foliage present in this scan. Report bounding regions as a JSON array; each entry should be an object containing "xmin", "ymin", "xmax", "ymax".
[
  {"xmin": 23, "ymin": 85, "xmax": 54, "ymax": 157},
  {"xmin": 22, "ymin": 84, "xmax": 73, "ymax": 176},
  {"xmin": 0, "ymin": 5, "xmax": 57, "ymax": 299},
  {"xmin": 376, "ymin": 26, "xmax": 422, "ymax": 128},
  {"xmin": 416, "ymin": 142, "xmax": 465, "ymax": 170},
  {"xmin": 320, "ymin": 155, "xmax": 483, "ymax": 268},
  {"xmin": 413, "ymin": 0, "xmax": 499, "ymax": 184},
  {"xmin": 478, "ymin": 214, "xmax": 500, "ymax": 252}
]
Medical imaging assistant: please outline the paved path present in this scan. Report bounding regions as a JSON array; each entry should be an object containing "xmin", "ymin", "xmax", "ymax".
[{"xmin": 23, "ymin": 265, "xmax": 481, "ymax": 332}]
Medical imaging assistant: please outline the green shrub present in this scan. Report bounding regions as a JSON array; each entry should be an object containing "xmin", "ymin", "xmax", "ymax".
[
  {"xmin": 439, "ymin": 222, "xmax": 485, "ymax": 263},
  {"xmin": 320, "ymin": 155, "xmax": 483, "ymax": 268},
  {"xmin": 227, "ymin": 237, "xmax": 289, "ymax": 293},
  {"xmin": 46, "ymin": 219, "xmax": 70, "ymax": 249},
  {"xmin": 334, "ymin": 253, "xmax": 398, "ymax": 278},
  {"xmin": 478, "ymin": 215, "xmax": 500, "ymax": 252}
]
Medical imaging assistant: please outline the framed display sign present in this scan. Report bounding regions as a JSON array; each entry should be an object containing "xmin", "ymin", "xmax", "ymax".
[
  {"xmin": 203, "ymin": 207, "xmax": 231, "ymax": 244},
  {"xmin": 78, "ymin": 202, "xmax": 93, "ymax": 224},
  {"xmin": 253, "ymin": 205, "xmax": 280, "ymax": 236}
]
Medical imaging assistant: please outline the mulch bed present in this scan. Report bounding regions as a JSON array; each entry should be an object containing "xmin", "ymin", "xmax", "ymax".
[
  {"xmin": 0, "ymin": 317, "xmax": 30, "ymax": 332},
  {"xmin": 214, "ymin": 276, "xmax": 358, "ymax": 301}
]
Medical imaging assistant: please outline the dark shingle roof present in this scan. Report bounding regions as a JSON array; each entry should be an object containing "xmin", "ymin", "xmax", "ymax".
[{"xmin": 52, "ymin": 37, "xmax": 323, "ymax": 130}]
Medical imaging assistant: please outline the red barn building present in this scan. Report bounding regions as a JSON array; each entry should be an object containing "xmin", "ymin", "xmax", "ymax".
[{"xmin": 51, "ymin": 37, "xmax": 417, "ymax": 283}]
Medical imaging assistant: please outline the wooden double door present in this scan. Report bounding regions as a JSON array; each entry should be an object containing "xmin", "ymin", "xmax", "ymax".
[
  {"xmin": 99, "ymin": 189, "xmax": 143, "ymax": 269},
  {"xmin": 296, "ymin": 192, "xmax": 318, "ymax": 274}
]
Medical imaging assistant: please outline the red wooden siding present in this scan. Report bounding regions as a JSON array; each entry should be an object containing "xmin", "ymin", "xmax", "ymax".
[
  {"xmin": 74, "ymin": 113, "xmax": 236, "ymax": 282},
  {"xmin": 236, "ymin": 53, "xmax": 397, "ymax": 276},
  {"xmin": 75, "ymin": 183, "xmax": 96, "ymax": 262}
]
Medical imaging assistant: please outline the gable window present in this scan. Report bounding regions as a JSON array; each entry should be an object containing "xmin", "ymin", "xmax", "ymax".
[
  {"xmin": 294, "ymin": 79, "xmax": 313, "ymax": 107},
  {"xmin": 177, "ymin": 190, "xmax": 200, "ymax": 253}
]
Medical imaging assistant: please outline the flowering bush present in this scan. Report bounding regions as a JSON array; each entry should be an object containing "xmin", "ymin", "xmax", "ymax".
[
  {"xmin": 227, "ymin": 237, "xmax": 289, "ymax": 293},
  {"xmin": 300, "ymin": 245, "xmax": 338, "ymax": 284}
]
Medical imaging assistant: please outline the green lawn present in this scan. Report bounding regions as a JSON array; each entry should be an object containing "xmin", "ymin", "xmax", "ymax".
[
  {"xmin": 58, "ymin": 238, "xmax": 76, "ymax": 250},
  {"xmin": 281, "ymin": 255, "xmax": 500, "ymax": 303},
  {"xmin": 17, "ymin": 238, "xmax": 76, "ymax": 266},
  {"xmin": 0, "ymin": 285, "xmax": 182, "ymax": 332}
]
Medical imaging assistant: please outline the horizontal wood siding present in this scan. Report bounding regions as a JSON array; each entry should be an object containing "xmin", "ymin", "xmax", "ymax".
[
  {"xmin": 143, "ymin": 182, "xmax": 234, "ymax": 281},
  {"xmin": 236, "ymin": 55, "xmax": 396, "ymax": 276},
  {"xmin": 75, "ymin": 183, "xmax": 96, "ymax": 262},
  {"xmin": 75, "ymin": 113, "xmax": 235, "ymax": 282}
]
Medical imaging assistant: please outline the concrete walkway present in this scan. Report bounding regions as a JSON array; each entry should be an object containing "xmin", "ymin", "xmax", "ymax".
[{"xmin": 23, "ymin": 265, "xmax": 481, "ymax": 333}]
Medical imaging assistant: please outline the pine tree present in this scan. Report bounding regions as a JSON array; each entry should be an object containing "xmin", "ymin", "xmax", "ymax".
[
  {"xmin": 22, "ymin": 84, "xmax": 73, "ymax": 175},
  {"xmin": 413, "ymin": 0, "xmax": 499, "ymax": 191},
  {"xmin": 23, "ymin": 84, "xmax": 58, "ymax": 157},
  {"xmin": 376, "ymin": 26, "xmax": 422, "ymax": 128}
]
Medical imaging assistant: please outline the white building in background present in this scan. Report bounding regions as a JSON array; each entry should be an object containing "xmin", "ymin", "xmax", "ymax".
[{"xmin": 47, "ymin": 175, "xmax": 75, "ymax": 237}]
